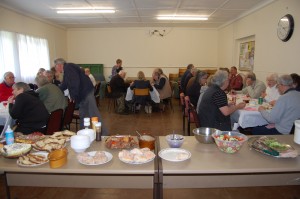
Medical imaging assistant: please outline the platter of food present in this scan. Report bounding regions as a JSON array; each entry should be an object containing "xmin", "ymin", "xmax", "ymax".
[
  {"xmin": 0, "ymin": 143, "xmax": 32, "ymax": 158},
  {"xmin": 17, "ymin": 152, "xmax": 49, "ymax": 167},
  {"xmin": 118, "ymin": 148, "xmax": 155, "ymax": 164},
  {"xmin": 77, "ymin": 151, "xmax": 113, "ymax": 165},
  {"xmin": 50, "ymin": 130, "xmax": 76, "ymax": 141},
  {"xmin": 15, "ymin": 132, "xmax": 46, "ymax": 144},
  {"xmin": 248, "ymin": 136, "xmax": 298, "ymax": 158},
  {"xmin": 105, "ymin": 135, "xmax": 138, "ymax": 149},
  {"xmin": 158, "ymin": 148, "xmax": 191, "ymax": 162},
  {"xmin": 32, "ymin": 137, "xmax": 66, "ymax": 152}
]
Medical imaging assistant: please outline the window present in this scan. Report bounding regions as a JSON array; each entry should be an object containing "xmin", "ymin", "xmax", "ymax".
[{"xmin": 0, "ymin": 31, "xmax": 50, "ymax": 83}]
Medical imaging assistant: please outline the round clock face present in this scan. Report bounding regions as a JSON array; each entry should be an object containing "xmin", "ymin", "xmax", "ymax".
[{"xmin": 277, "ymin": 14, "xmax": 294, "ymax": 42}]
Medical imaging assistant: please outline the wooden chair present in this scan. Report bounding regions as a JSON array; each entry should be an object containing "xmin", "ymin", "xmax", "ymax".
[
  {"xmin": 62, "ymin": 100, "xmax": 75, "ymax": 130},
  {"xmin": 106, "ymin": 84, "xmax": 117, "ymax": 112},
  {"xmin": 72, "ymin": 110, "xmax": 80, "ymax": 131},
  {"xmin": 169, "ymin": 73, "xmax": 179, "ymax": 82},
  {"xmin": 132, "ymin": 88, "xmax": 150, "ymax": 113},
  {"xmin": 179, "ymin": 68, "xmax": 186, "ymax": 77},
  {"xmin": 162, "ymin": 81, "xmax": 174, "ymax": 112},
  {"xmin": 94, "ymin": 81, "xmax": 101, "ymax": 107},
  {"xmin": 185, "ymin": 96, "xmax": 200, "ymax": 135},
  {"xmin": 45, "ymin": 109, "xmax": 63, "ymax": 135},
  {"xmin": 180, "ymin": 92, "xmax": 186, "ymax": 134}
]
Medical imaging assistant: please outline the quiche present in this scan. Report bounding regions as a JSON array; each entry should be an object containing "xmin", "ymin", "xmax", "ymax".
[{"xmin": 0, "ymin": 143, "xmax": 32, "ymax": 158}]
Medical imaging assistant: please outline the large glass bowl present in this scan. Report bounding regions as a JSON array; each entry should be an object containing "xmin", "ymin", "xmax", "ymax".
[{"xmin": 212, "ymin": 131, "xmax": 248, "ymax": 154}]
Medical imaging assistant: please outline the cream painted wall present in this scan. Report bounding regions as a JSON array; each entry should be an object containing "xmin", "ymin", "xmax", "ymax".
[
  {"xmin": 0, "ymin": 6, "xmax": 67, "ymax": 67},
  {"xmin": 67, "ymin": 28, "xmax": 218, "ymax": 79},
  {"xmin": 218, "ymin": 0, "xmax": 300, "ymax": 82}
]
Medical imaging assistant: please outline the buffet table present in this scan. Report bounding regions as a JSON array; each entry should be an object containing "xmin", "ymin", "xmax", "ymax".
[
  {"xmin": 1, "ymin": 135, "xmax": 300, "ymax": 199},
  {"xmin": 158, "ymin": 135, "xmax": 300, "ymax": 194},
  {"xmin": 1, "ymin": 138, "xmax": 160, "ymax": 199}
]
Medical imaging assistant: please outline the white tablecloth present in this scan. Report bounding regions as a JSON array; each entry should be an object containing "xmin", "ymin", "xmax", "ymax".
[
  {"xmin": 231, "ymin": 104, "xmax": 269, "ymax": 129},
  {"xmin": 0, "ymin": 106, "xmax": 12, "ymax": 138},
  {"xmin": 125, "ymin": 86, "xmax": 160, "ymax": 103}
]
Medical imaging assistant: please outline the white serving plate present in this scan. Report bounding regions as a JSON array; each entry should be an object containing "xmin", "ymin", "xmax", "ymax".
[
  {"xmin": 119, "ymin": 155, "xmax": 155, "ymax": 165},
  {"xmin": 77, "ymin": 151, "xmax": 113, "ymax": 165},
  {"xmin": 159, "ymin": 148, "xmax": 191, "ymax": 162},
  {"xmin": 17, "ymin": 152, "xmax": 49, "ymax": 167}
]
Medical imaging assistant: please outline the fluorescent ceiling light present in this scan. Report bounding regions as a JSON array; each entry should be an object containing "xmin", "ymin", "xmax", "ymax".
[
  {"xmin": 57, "ymin": 10, "xmax": 115, "ymax": 14},
  {"xmin": 157, "ymin": 16, "xmax": 208, "ymax": 21}
]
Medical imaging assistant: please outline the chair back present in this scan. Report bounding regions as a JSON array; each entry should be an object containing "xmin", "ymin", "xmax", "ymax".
[
  {"xmin": 63, "ymin": 100, "xmax": 75, "ymax": 130},
  {"xmin": 134, "ymin": 88, "xmax": 150, "ymax": 96},
  {"xmin": 189, "ymin": 103, "xmax": 200, "ymax": 128},
  {"xmin": 184, "ymin": 96, "xmax": 190, "ymax": 116},
  {"xmin": 94, "ymin": 82, "xmax": 101, "ymax": 96},
  {"xmin": 179, "ymin": 68, "xmax": 186, "ymax": 77},
  {"xmin": 180, "ymin": 93, "xmax": 185, "ymax": 107},
  {"xmin": 46, "ymin": 109, "xmax": 63, "ymax": 135},
  {"xmin": 169, "ymin": 73, "xmax": 179, "ymax": 82}
]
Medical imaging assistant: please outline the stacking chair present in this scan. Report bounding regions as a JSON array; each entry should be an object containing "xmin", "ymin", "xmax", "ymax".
[
  {"xmin": 185, "ymin": 96, "xmax": 200, "ymax": 135},
  {"xmin": 180, "ymin": 93, "xmax": 186, "ymax": 134},
  {"xmin": 72, "ymin": 110, "xmax": 80, "ymax": 132},
  {"xmin": 132, "ymin": 88, "xmax": 150, "ymax": 113},
  {"xmin": 45, "ymin": 109, "xmax": 63, "ymax": 135},
  {"xmin": 94, "ymin": 81, "xmax": 101, "ymax": 107},
  {"xmin": 106, "ymin": 84, "xmax": 117, "ymax": 112},
  {"xmin": 62, "ymin": 100, "xmax": 75, "ymax": 130}
]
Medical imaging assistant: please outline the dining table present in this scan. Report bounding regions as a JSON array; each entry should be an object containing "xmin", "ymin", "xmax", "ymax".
[
  {"xmin": 0, "ymin": 103, "xmax": 12, "ymax": 138},
  {"xmin": 230, "ymin": 95, "xmax": 270, "ymax": 129},
  {"xmin": 1, "ymin": 135, "xmax": 300, "ymax": 199}
]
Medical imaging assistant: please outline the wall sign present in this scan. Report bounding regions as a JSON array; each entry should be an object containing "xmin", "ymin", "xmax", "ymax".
[{"xmin": 239, "ymin": 41, "xmax": 255, "ymax": 71}]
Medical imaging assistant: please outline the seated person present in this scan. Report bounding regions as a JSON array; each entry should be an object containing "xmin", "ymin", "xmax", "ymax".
[
  {"xmin": 198, "ymin": 70, "xmax": 246, "ymax": 131},
  {"xmin": 261, "ymin": 73, "xmax": 280, "ymax": 105},
  {"xmin": 35, "ymin": 75, "xmax": 67, "ymax": 113},
  {"xmin": 152, "ymin": 68, "xmax": 172, "ymax": 101},
  {"xmin": 130, "ymin": 71, "xmax": 153, "ymax": 106},
  {"xmin": 84, "ymin": 68, "xmax": 96, "ymax": 86},
  {"xmin": 180, "ymin": 64, "xmax": 194, "ymax": 92},
  {"xmin": 0, "ymin": 72, "xmax": 15, "ymax": 102},
  {"xmin": 291, "ymin": 73, "xmax": 300, "ymax": 91},
  {"xmin": 228, "ymin": 66, "xmax": 243, "ymax": 91},
  {"xmin": 235, "ymin": 72, "xmax": 266, "ymax": 99},
  {"xmin": 252, "ymin": 75, "xmax": 300, "ymax": 135},
  {"xmin": 182, "ymin": 68, "xmax": 197, "ymax": 94},
  {"xmin": 186, "ymin": 71, "xmax": 208, "ymax": 106},
  {"xmin": 7, "ymin": 82, "xmax": 49, "ymax": 134},
  {"xmin": 110, "ymin": 70, "xmax": 129, "ymax": 114},
  {"xmin": 43, "ymin": 69, "xmax": 61, "ymax": 86}
]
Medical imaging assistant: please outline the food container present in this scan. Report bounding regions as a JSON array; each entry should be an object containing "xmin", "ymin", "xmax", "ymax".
[
  {"xmin": 48, "ymin": 148, "xmax": 68, "ymax": 168},
  {"xmin": 212, "ymin": 131, "xmax": 248, "ymax": 154},
  {"xmin": 193, "ymin": 128, "xmax": 220, "ymax": 144},
  {"xmin": 77, "ymin": 129, "xmax": 95, "ymax": 143},
  {"xmin": 165, "ymin": 134, "xmax": 184, "ymax": 148},
  {"xmin": 138, "ymin": 134, "xmax": 156, "ymax": 150}
]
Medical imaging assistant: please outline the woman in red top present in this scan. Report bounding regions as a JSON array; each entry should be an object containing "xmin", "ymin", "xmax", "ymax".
[{"xmin": 0, "ymin": 71, "xmax": 15, "ymax": 102}]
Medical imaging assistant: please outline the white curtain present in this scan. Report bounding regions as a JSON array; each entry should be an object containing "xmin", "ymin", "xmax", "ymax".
[{"xmin": 0, "ymin": 30, "xmax": 50, "ymax": 83}]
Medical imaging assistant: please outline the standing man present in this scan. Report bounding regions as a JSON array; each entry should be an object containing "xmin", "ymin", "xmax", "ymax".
[
  {"xmin": 54, "ymin": 58, "xmax": 107, "ymax": 135},
  {"xmin": 111, "ymin": 59, "xmax": 123, "ymax": 77},
  {"xmin": 0, "ymin": 72, "xmax": 15, "ymax": 102},
  {"xmin": 228, "ymin": 66, "xmax": 243, "ymax": 91}
]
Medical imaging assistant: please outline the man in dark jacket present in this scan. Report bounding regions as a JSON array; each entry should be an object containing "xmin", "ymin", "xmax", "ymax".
[
  {"xmin": 54, "ymin": 58, "xmax": 107, "ymax": 134},
  {"xmin": 8, "ymin": 82, "xmax": 49, "ymax": 134}
]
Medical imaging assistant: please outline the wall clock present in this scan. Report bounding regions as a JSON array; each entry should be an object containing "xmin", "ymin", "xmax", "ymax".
[{"xmin": 277, "ymin": 14, "xmax": 294, "ymax": 42}]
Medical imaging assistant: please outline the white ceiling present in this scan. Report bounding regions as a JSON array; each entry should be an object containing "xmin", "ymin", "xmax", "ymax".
[{"xmin": 0, "ymin": 0, "xmax": 274, "ymax": 29}]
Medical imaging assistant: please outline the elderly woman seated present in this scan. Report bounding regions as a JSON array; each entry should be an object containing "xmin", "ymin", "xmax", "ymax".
[
  {"xmin": 198, "ymin": 70, "xmax": 246, "ymax": 131},
  {"xmin": 7, "ymin": 82, "xmax": 49, "ymax": 134}
]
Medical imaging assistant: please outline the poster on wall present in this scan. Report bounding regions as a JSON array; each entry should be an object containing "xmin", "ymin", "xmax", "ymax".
[{"xmin": 239, "ymin": 41, "xmax": 255, "ymax": 71}]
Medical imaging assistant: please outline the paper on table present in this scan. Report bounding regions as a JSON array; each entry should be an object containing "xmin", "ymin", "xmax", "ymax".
[{"xmin": 294, "ymin": 120, "xmax": 300, "ymax": 145}]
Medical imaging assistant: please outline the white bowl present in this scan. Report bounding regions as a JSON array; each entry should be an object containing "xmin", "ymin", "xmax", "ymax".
[
  {"xmin": 71, "ymin": 135, "xmax": 90, "ymax": 148},
  {"xmin": 71, "ymin": 146, "xmax": 88, "ymax": 153},
  {"xmin": 77, "ymin": 129, "xmax": 95, "ymax": 143}
]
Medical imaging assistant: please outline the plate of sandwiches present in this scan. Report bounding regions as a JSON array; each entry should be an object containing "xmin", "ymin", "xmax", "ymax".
[
  {"xmin": 17, "ymin": 152, "xmax": 49, "ymax": 167},
  {"xmin": 50, "ymin": 130, "xmax": 76, "ymax": 141},
  {"xmin": 15, "ymin": 132, "xmax": 46, "ymax": 144},
  {"xmin": 32, "ymin": 137, "xmax": 66, "ymax": 152},
  {"xmin": 118, "ymin": 148, "xmax": 155, "ymax": 164}
]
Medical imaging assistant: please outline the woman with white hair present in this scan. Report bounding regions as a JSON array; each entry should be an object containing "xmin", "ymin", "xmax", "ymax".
[
  {"xmin": 198, "ymin": 70, "xmax": 246, "ymax": 131},
  {"xmin": 261, "ymin": 73, "xmax": 280, "ymax": 105}
]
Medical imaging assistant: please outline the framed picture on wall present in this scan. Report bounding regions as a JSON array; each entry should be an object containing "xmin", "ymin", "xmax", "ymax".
[{"xmin": 239, "ymin": 41, "xmax": 255, "ymax": 71}]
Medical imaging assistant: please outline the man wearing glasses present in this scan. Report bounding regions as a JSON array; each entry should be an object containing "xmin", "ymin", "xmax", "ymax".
[{"xmin": 0, "ymin": 71, "xmax": 15, "ymax": 102}]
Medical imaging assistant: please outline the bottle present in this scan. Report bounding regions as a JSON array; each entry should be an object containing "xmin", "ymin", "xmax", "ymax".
[
  {"xmin": 95, "ymin": 122, "xmax": 102, "ymax": 141},
  {"xmin": 91, "ymin": 117, "xmax": 98, "ymax": 134},
  {"xmin": 83, "ymin": 117, "xmax": 90, "ymax": 129},
  {"xmin": 5, "ymin": 125, "xmax": 14, "ymax": 145}
]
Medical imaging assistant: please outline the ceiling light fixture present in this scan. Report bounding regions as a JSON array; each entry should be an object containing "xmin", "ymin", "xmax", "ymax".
[
  {"xmin": 157, "ymin": 16, "xmax": 208, "ymax": 21},
  {"xmin": 57, "ymin": 9, "xmax": 115, "ymax": 14}
]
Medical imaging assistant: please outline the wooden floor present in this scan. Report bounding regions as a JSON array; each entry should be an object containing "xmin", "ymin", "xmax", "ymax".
[{"xmin": 1, "ymin": 97, "xmax": 300, "ymax": 199}]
